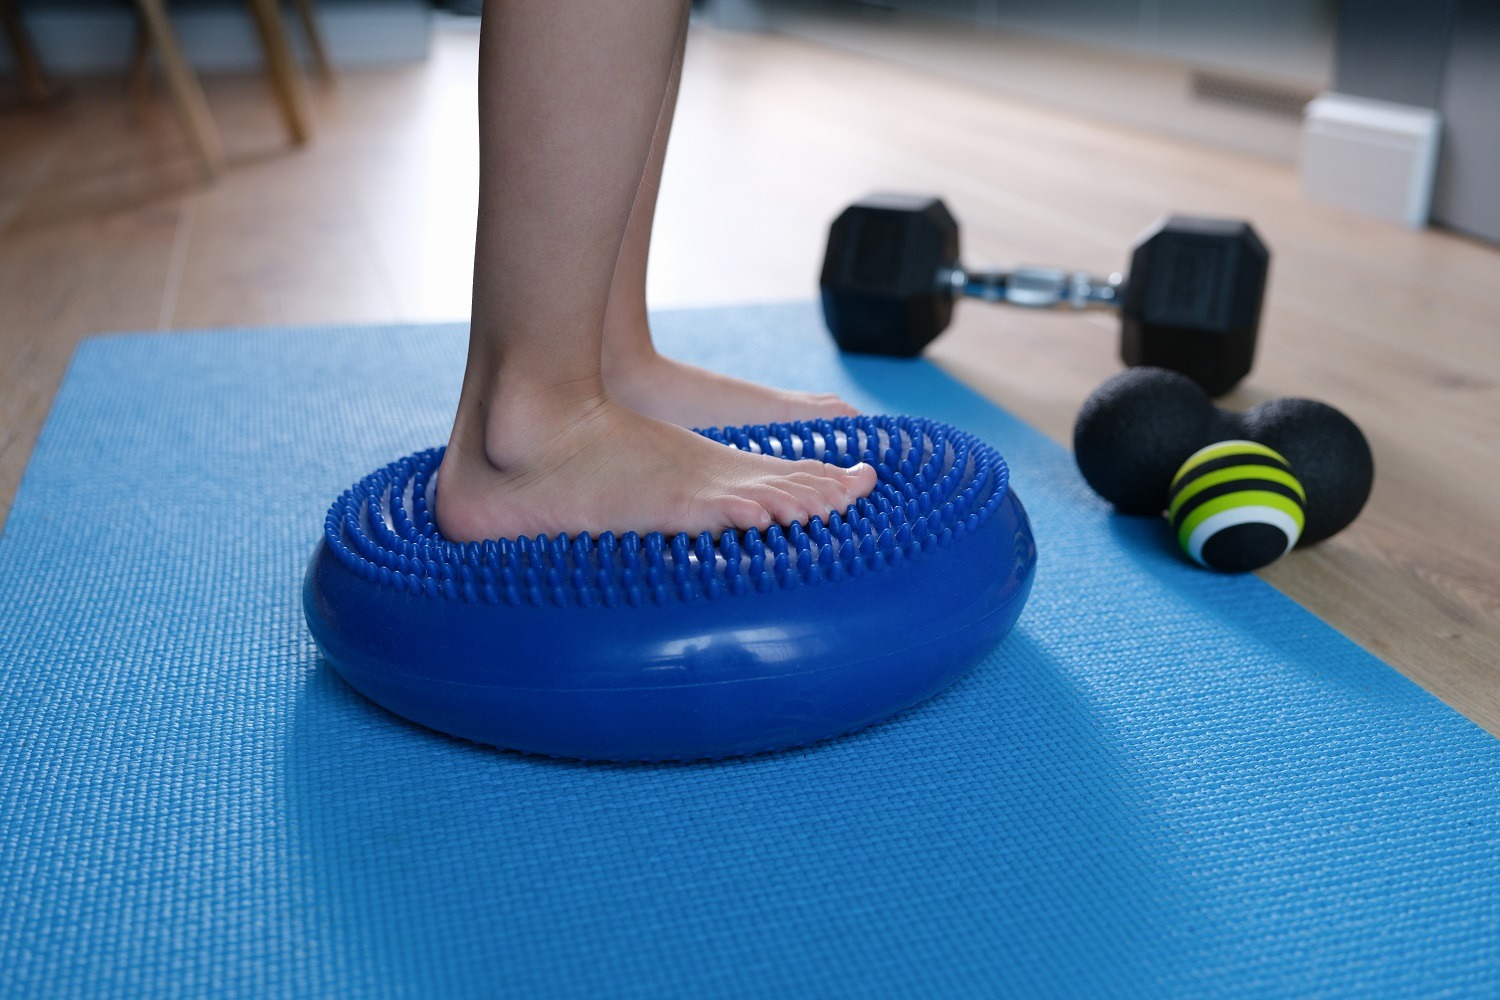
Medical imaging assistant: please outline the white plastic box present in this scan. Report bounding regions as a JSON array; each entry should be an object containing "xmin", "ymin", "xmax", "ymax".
[{"xmin": 1301, "ymin": 92, "xmax": 1442, "ymax": 229}]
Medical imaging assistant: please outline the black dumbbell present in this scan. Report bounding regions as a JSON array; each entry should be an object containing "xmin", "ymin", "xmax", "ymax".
[{"xmin": 819, "ymin": 193, "xmax": 1270, "ymax": 397}]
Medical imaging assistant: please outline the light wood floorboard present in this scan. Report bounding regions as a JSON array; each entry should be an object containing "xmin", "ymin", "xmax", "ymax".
[{"xmin": 1, "ymin": 22, "xmax": 1497, "ymax": 733}]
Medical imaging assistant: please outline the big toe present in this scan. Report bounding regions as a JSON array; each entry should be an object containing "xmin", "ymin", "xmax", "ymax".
[
  {"xmin": 843, "ymin": 461, "xmax": 878, "ymax": 496},
  {"xmin": 807, "ymin": 393, "xmax": 859, "ymax": 418}
]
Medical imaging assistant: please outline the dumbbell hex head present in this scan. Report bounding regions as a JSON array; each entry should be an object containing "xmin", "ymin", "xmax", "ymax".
[
  {"xmin": 819, "ymin": 194, "xmax": 958, "ymax": 356},
  {"xmin": 1122, "ymin": 216, "xmax": 1269, "ymax": 397}
]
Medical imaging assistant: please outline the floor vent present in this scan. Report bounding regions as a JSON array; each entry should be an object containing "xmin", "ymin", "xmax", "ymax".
[{"xmin": 1191, "ymin": 72, "xmax": 1315, "ymax": 119}]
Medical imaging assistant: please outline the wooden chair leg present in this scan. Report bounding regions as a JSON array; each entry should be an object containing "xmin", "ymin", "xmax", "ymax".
[
  {"xmin": 245, "ymin": 0, "xmax": 312, "ymax": 145},
  {"xmin": 0, "ymin": 0, "xmax": 56, "ymax": 104},
  {"xmin": 134, "ymin": 0, "xmax": 225, "ymax": 180},
  {"xmin": 127, "ymin": 20, "xmax": 154, "ymax": 100},
  {"xmin": 289, "ymin": 0, "xmax": 334, "ymax": 85}
]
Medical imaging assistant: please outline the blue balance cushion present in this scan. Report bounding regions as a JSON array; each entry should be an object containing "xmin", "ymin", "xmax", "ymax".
[{"xmin": 304, "ymin": 419, "xmax": 1036, "ymax": 761}]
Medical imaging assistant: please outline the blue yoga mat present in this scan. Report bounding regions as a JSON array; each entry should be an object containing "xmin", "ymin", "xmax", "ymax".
[{"xmin": 2, "ymin": 303, "xmax": 1497, "ymax": 997}]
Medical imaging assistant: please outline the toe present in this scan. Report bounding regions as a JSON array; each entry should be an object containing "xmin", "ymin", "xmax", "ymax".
[
  {"xmin": 806, "ymin": 461, "xmax": 877, "ymax": 504},
  {"xmin": 780, "ymin": 480, "xmax": 833, "ymax": 521},
  {"xmin": 815, "ymin": 394, "xmax": 859, "ymax": 418},
  {"xmin": 785, "ymin": 470, "xmax": 857, "ymax": 512},
  {"xmin": 722, "ymin": 495, "xmax": 773, "ymax": 532},
  {"xmin": 843, "ymin": 462, "xmax": 877, "ymax": 496},
  {"xmin": 751, "ymin": 484, "xmax": 810, "ymax": 526}
]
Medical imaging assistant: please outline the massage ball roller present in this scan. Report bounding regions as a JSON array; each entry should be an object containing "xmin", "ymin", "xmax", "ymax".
[
  {"xmin": 1072, "ymin": 366, "xmax": 1239, "ymax": 515},
  {"xmin": 1167, "ymin": 440, "xmax": 1306, "ymax": 572},
  {"xmin": 1073, "ymin": 367, "xmax": 1373, "ymax": 572},
  {"xmin": 1242, "ymin": 396, "xmax": 1373, "ymax": 546}
]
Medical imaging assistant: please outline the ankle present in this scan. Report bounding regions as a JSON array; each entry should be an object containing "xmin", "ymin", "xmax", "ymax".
[
  {"xmin": 452, "ymin": 365, "xmax": 611, "ymax": 473},
  {"xmin": 600, "ymin": 330, "xmax": 660, "ymax": 382}
]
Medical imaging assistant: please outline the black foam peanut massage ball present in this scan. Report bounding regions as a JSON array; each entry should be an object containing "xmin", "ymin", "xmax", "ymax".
[
  {"xmin": 1242, "ymin": 397, "xmax": 1374, "ymax": 546},
  {"xmin": 1072, "ymin": 367, "xmax": 1238, "ymax": 515},
  {"xmin": 1073, "ymin": 367, "xmax": 1374, "ymax": 570}
]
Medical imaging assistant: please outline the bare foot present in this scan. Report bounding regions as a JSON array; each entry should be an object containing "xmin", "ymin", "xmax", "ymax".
[
  {"xmin": 604, "ymin": 347, "xmax": 858, "ymax": 428},
  {"xmin": 435, "ymin": 389, "xmax": 877, "ymax": 542}
]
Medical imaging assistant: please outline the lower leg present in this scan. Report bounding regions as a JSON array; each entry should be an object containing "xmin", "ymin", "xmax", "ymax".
[
  {"xmin": 598, "ymin": 18, "xmax": 859, "ymax": 427},
  {"xmin": 437, "ymin": 0, "xmax": 873, "ymax": 542},
  {"xmin": 595, "ymin": 10, "xmax": 686, "ymax": 371}
]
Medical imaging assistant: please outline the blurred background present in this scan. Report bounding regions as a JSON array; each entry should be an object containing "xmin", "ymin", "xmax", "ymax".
[
  {"xmin": 3, "ymin": 0, "xmax": 1499, "ymax": 724},
  {"xmin": 0, "ymin": 0, "xmax": 1495, "ymax": 509},
  {"xmin": 2, "ymin": 0, "xmax": 1488, "ymax": 488},
  {"xmin": 2, "ymin": 0, "xmax": 1494, "ymax": 319}
]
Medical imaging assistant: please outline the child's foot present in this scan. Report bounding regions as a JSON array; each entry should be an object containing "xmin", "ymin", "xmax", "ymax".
[
  {"xmin": 603, "ymin": 348, "xmax": 858, "ymax": 428},
  {"xmin": 435, "ymin": 390, "xmax": 877, "ymax": 542}
]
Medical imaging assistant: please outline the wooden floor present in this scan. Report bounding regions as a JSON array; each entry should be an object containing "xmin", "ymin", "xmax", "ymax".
[{"xmin": 3, "ymin": 22, "xmax": 1498, "ymax": 733}]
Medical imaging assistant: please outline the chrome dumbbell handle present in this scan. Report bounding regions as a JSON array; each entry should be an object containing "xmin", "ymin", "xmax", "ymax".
[{"xmin": 940, "ymin": 266, "xmax": 1125, "ymax": 312}]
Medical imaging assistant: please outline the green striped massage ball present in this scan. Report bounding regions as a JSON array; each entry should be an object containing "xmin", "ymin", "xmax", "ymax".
[{"xmin": 1168, "ymin": 440, "xmax": 1306, "ymax": 572}]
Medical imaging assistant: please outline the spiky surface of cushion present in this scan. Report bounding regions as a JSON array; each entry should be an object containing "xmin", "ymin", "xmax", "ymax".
[{"xmin": 304, "ymin": 414, "xmax": 1036, "ymax": 761}]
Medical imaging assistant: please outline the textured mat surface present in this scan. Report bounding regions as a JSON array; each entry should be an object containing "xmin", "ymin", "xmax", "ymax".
[{"xmin": 2, "ymin": 303, "xmax": 1497, "ymax": 998}]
